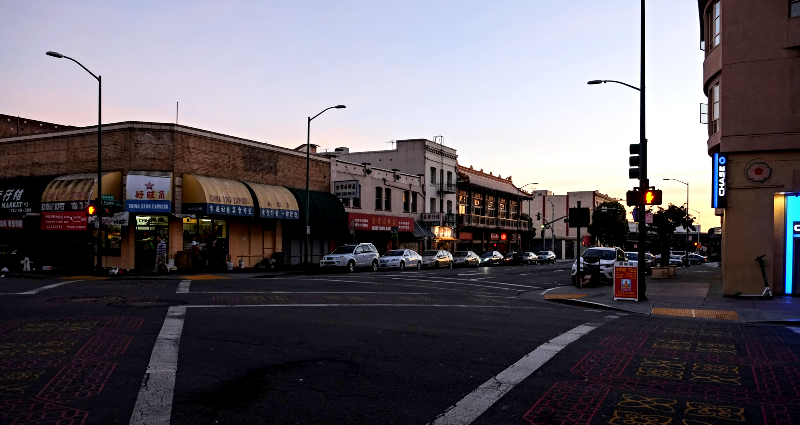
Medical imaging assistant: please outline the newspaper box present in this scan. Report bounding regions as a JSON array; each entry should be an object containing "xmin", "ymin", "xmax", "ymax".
[{"xmin": 613, "ymin": 262, "xmax": 638, "ymax": 301}]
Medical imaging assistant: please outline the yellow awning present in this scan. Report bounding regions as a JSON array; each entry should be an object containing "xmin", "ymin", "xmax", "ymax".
[
  {"xmin": 41, "ymin": 172, "xmax": 122, "ymax": 212},
  {"xmin": 182, "ymin": 174, "xmax": 254, "ymax": 217},
  {"xmin": 244, "ymin": 182, "xmax": 299, "ymax": 220}
]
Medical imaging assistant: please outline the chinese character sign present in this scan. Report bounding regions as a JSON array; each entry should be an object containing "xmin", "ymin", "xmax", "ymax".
[
  {"xmin": 334, "ymin": 180, "xmax": 360, "ymax": 199},
  {"xmin": 126, "ymin": 174, "xmax": 172, "ymax": 213}
]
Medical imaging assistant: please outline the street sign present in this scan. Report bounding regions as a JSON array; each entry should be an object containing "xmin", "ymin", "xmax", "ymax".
[
  {"xmin": 613, "ymin": 263, "xmax": 638, "ymax": 301},
  {"xmin": 645, "ymin": 212, "xmax": 653, "ymax": 224},
  {"xmin": 102, "ymin": 194, "xmax": 114, "ymax": 201}
]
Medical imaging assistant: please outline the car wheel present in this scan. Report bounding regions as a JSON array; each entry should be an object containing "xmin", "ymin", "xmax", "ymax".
[
  {"xmin": 399, "ymin": 261, "xmax": 405, "ymax": 271},
  {"xmin": 347, "ymin": 261, "xmax": 355, "ymax": 273},
  {"xmin": 416, "ymin": 261, "xmax": 422, "ymax": 270},
  {"xmin": 372, "ymin": 260, "xmax": 378, "ymax": 272},
  {"xmin": 435, "ymin": 261, "xmax": 439, "ymax": 269}
]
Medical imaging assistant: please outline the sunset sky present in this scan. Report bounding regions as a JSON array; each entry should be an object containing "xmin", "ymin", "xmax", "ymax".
[{"xmin": 1, "ymin": 0, "xmax": 716, "ymax": 230}]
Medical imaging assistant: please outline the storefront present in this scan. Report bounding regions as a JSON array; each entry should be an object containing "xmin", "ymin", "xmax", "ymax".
[
  {"xmin": 431, "ymin": 225, "xmax": 459, "ymax": 252},
  {"xmin": 0, "ymin": 175, "xmax": 54, "ymax": 271},
  {"xmin": 125, "ymin": 172, "xmax": 173, "ymax": 270},
  {"xmin": 243, "ymin": 181, "xmax": 299, "ymax": 267},
  {"xmin": 347, "ymin": 212, "xmax": 414, "ymax": 254},
  {"xmin": 285, "ymin": 188, "xmax": 347, "ymax": 265},
  {"xmin": 39, "ymin": 172, "xmax": 122, "ymax": 270}
]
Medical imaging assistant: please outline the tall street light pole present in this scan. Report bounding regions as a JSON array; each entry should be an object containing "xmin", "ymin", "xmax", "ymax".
[
  {"xmin": 664, "ymin": 178, "xmax": 689, "ymax": 266},
  {"xmin": 305, "ymin": 105, "xmax": 346, "ymax": 267},
  {"xmin": 517, "ymin": 182, "xmax": 538, "ymax": 252},
  {"xmin": 587, "ymin": 0, "xmax": 647, "ymax": 301},
  {"xmin": 46, "ymin": 51, "xmax": 103, "ymax": 273}
]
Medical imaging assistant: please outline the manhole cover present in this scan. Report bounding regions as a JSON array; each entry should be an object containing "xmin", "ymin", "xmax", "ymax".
[{"xmin": 107, "ymin": 299, "xmax": 187, "ymax": 308}]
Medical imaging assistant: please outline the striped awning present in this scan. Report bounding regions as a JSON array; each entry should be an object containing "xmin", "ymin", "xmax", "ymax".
[
  {"xmin": 182, "ymin": 174, "xmax": 254, "ymax": 217},
  {"xmin": 40, "ymin": 172, "xmax": 122, "ymax": 212},
  {"xmin": 244, "ymin": 182, "xmax": 299, "ymax": 220}
]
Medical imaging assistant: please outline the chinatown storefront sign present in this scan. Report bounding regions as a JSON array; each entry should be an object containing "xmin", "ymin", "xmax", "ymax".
[
  {"xmin": 334, "ymin": 180, "xmax": 360, "ymax": 199},
  {"xmin": 421, "ymin": 213, "xmax": 442, "ymax": 225},
  {"xmin": 126, "ymin": 174, "xmax": 172, "ymax": 212},
  {"xmin": 41, "ymin": 212, "xmax": 87, "ymax": 231},
  {"xmin": 348, "ymin": 213, "xmax": 413, "ymax": 232},
  {"xmin": 432, "ymin": 226, "xmax": 455, "ymax": 239}
]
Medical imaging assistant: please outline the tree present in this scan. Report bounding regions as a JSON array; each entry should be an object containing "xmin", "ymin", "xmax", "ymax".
[
  {"xmin": 647, "ymin": 204, "xmax": 696, "ymax": 266},
  {"xmin": 588, "ymin": 201, "xmax": 629, "ymax": 247}
]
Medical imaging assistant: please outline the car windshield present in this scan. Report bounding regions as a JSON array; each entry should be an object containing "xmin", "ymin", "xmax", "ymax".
[
  {"xmin": 626, "ymin": 252, "xmax": 638, "ymax": 261},
  {"xmin": 383, "ymin": 250, "xmax": 405, "ymax": 257},
  {"xmin": 583, "ymin": 248, "xmax": 617, "ymax": 260},
  {"xmin": 454, "ymin": 251, "xmax": 469, "ymax": 257},
  {"xmin": 480, "ymin": 252, "xmax": 495, "ymax": 258},
  {"xmin": 331, "ymin": 246, "xmax": 356, "ymax": 254},
  {"xmin": 537, "ymin": 252, "xmax": 549, "ymax": 256},
  {"xmin": 422, "ymin": 251, "xmax": 439, "ymax": 256}
]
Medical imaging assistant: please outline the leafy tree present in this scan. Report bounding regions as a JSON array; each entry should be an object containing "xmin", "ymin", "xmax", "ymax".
[
  {"xmin": 647, "ymin": 204, "xmax": 696, "ymax": 266},
  {"xmin": 520, "ymin": 213, "xmax": 536, "ymax": 238},
  {"xmin": 588, "ymin": 201, "xmax": 629, "ymax": 247}
]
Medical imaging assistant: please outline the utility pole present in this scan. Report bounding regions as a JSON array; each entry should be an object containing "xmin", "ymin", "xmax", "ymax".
[{"xmin": 576, "ymin": 201, "xmax": 582, "ymax": 259}]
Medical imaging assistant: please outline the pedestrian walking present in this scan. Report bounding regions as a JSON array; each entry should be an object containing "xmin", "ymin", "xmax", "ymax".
[
  {"xmin": 190, "ymin": 241, "xmax": 202, "ymax": 272},
  {"xmin": 153, "ymin": 235, "xmax": 169, "ymax": 274}
]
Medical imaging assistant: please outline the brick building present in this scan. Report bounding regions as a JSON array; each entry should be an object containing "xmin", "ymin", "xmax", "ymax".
[{"xmin": 0, "ymin": 119, "xmax": 344, "ymax": 271}]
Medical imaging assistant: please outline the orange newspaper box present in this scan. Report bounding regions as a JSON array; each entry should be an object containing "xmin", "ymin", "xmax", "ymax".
[{"xmin": 613, "ymin": 263, "xmax": 638, "ymax": 301}]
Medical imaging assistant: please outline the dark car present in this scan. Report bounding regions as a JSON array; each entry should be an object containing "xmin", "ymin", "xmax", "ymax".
[
  {"xmin": 503, "ymin": 252, "xmax": 515, "ymax": 265},
  {"xmin": 514, "ymin": 252, "xmax": 538, "ymax": 265},
  {"xmin": 452, "ymin": 251, "xmax": 480, "ymax": 267},
  {"xmin": 478, "ymin": 251, "xmax": 503, "ymax": 267},
  {"xmin": 537, "ymin": 251, "xmax": 556, "ymax": 264},
  {"xmin": 688, "ymin": 254, "xmax": 708, "ymax": 265}
]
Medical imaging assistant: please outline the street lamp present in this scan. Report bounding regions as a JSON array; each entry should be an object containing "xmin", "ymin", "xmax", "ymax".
[
  {"xmin": 46, "ymin": 51, "xmax": 103, "ymax": 273},
  {"xmin": 517, "ymin": 182, "xmax": 538, "ymax": 251},
  {"xmin": 587, "ymin": 0, "xmax": 646, "ymax": 301},
  {"xmin": 664, "ymin": 178, "xmax": 689, "ymax": 266},
  {"xmin": 305, "ymin": 105, "xmax": 346, "ymax": 267}
]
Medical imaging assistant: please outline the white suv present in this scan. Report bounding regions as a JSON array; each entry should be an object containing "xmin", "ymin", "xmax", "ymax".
[
  {"xmin": 320, "ymin": 243, "xmax": 380, "ymax": 272},
  {"xmin": 571, "ymin": 247, "xmax": 626, "ymax": 286}
]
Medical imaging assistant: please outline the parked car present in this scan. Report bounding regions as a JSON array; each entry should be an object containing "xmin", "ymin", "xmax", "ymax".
[
  {"xmin": 688, "ymin": 253, "xmax": 708, "ymax": 265},
  {"xmin": 571, "ymin": 247, "xmax": 625, "ymax": 286},
  {"xmin": 379, "ymin": 249, "xmax": 422, "ymax": 271},
  {"xmin": 537, "ymin": 251, "xmax": 556, "ymax": 264},
  {"xmin": 624, "ymin": 251, "xmax": 651, "ymax": 274},
  {"xmin": 421, "ymin": 250, "xmax": 454, "ymax": 268},
  {"xmin": 478, "ymin": 251, "xmax": 504, "ymax": 267},
  {"xmin": 452, "ymin": 251, "xmax": 480, "ymax": 267},
  {"xmin": 645, "ymin": 253, "xmax": 656, "ymax": 269},
  {"xmin": 503, "ymin": 252, "xmax": 515, "ymax": 265},
  {"xmin": 320, "ymin": 243, "xmax": 380, "ymax": 272},
  {"xmin": 514, "ymin": 252, "xmax": 538, "ymax": 265},
  {"xmin": 668, "ymin": 255, "xmax": 684, "ymax": 267}
]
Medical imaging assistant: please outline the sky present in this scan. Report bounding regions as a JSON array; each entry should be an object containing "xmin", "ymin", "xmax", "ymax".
[{"xmin": 0, "ymin": 0, "xmax": 718, "ymax": 231}]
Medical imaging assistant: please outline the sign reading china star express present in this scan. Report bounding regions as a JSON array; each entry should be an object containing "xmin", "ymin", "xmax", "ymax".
[{"xmin": 126, "ymin": 174, "xmax": 172, "ymax": 212}]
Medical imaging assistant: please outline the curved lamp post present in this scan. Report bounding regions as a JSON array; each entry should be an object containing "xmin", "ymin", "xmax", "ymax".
[
  {"xmin": 305, "ymin": 105, "xmax": 346, "ymax": 266},
  {"xmin": 46, "ymin": 51, "xmax": 103, "ymax": 273},
  {"xmin": 664, "ymin": 178, "xmax": 690, "ymax": 266}
]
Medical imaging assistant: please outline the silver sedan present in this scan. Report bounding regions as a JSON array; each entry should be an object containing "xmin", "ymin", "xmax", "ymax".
[{"xmin": 378, "ymin": 249, "xmax": 423, "ymax": 271}]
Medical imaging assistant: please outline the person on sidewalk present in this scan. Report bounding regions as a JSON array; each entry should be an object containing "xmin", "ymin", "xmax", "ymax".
[
  {"xmin": 190, "ymin": 241, "xmax": 202, "ymax": 272},
  {"xmin": 153, "ymin": 235, "xmax": 169, "ymax": 274}
]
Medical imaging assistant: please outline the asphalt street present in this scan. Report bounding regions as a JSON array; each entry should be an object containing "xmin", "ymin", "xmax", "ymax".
[{"xmin": 0, "ymin": 262, "xmax": 798, "ymax": 424}]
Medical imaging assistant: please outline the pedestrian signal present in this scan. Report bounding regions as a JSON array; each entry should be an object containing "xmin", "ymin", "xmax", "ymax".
[
  {"xmin": 86, "ymin": 204, "xmax": 97, "ymax": 216},
  {"xmin": 643, "ymin": 190, "xmax": 662, "ymax": 205}
]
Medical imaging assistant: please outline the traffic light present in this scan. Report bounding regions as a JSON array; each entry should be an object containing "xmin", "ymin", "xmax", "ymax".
[
  {"xmin": 626, "ymin": 190, "xmax": 638, "ymax": 207},
  {"xmin": 629, "ymin": 143, "xmax": 641, "ymax": 179},
  {"xmin": 86, "ymin": 203, "xmax": 97, "ymax": 216},
  {"xmin": 500, "ymin": 233, "xmax": 507, "ymax": 241},
  {"xmin": 642, "ymin": 189, "xmax": 662, "ymax": 205}
]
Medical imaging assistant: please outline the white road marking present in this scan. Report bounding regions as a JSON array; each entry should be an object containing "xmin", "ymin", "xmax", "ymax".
[
  {"xmin": 129, "ymin": 306, "xmax": 187, "ymax": 425},
  {"xmin": 788, "ymin": 327, "xmax": 800, "ymax": 335},
  {"xmin": 176, "ymin": 280, "xmax": 191, "ymax": 293},
  {"xmin": 304, "ymin": 278, "xmax": 496, "ymax": 295},
  {"xmin": 427, "ymin": 315, "xmax": 620, "ymax": 425},
  {"xmin": 18, "ymin": 280, "xmax": 80, "ymax": 295},
  {"xmin": 187, "ymin": 304, "xmax": 544, "ymax": 309},
  {"xmin": 540, "ymin": 288, "xmax": 557, "ymax": 295},
  {"xmin": 189, "ymin": 291, "xmax": 432, "ymax": 294}
]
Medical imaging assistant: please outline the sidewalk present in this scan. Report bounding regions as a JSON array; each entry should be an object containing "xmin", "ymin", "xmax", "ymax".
[{"xmin": 533, "ymin": 264, "xmax": 800, "ymax": 324}]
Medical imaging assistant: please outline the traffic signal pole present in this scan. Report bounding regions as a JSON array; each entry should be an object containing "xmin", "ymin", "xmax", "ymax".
[{"xmin": 637, "ymin": 0, "xmax": 647, "ymax": 301}]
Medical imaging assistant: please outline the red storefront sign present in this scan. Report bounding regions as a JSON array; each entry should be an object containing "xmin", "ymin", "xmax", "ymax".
[
  {"xmin": 41, "ymin": 212, "xmax": 88, "ymax": 231},
  {"xmin": 348, "ymin": 213, "xmax": 413, "ymax": 232},
  {"xmin": 613, "ymin": 264, "xmax": 639, "ymax": 301},
  {"xmin": 0, "ymin": 218, "xmax": 23, "ymax": 229}
]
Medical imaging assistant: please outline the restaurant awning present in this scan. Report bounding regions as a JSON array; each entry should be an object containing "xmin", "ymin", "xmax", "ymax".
[
  {"xmin": 244, "ymin": 182, "xmax": 299, "ymax": 220},
  {"xmin": 40, "ymin": 172, "xmax": 122, "ymax": 212},
  {"xmin": 182, "ymin": 174, "xmax": 254, "ymax": 217},
  {"xmin": 0, "ymin": 175, "xmax": 57, "ymax": 217},
  {"xmin": 412, "ymin": 221, "xmax": 436, "ymax": 238},
  {"xmin": 286, "ymin": 188, "xmax": 346, "ymax": 226}
]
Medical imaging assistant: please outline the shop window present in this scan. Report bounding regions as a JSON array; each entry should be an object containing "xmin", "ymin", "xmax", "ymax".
[
  {"xmin": 103, "ymin": 225, "xmax": 122, "ymax": 257},
  {"xmin": 430, "ymin": 198, "xmax": 436, "ymax": 213},
  {"xmin": 430, "ymin": 167, "xmax": 437, "ymax": 185},
  {"xmin": 411, "ymin": 193, "xmax": 418, "ymax": 212},
  {"xmin": 710, "ymin": 84, "xmax": 720, "ymax": 134},
  {"xmin": 341, "ymin": 198, "xmax": 351, "ymax": 207},
  {"xmin": 792, "ymin": 0, "xmax": 800, "ymax": 17},
  {"xmin": 384, "ymin": 188, "xmax": 392, "ymax": 211},
  {"xmin": 375, "ymin": 187, "xmax": 383, "ymax": 210},
  {"xmin": 403, "ymin": 191, "xmax": 410, "ymax": 212}
]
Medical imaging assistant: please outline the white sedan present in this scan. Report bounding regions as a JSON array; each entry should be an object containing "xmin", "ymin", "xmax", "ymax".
[{"xmin": 378, "ymin": 249, "xmax": 423, "ymax": 271}]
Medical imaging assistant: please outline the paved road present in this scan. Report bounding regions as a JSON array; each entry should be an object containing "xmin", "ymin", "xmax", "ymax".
[{"xmin": 0, "ymin": 262, "xmax": 798, "ymax": 424}]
